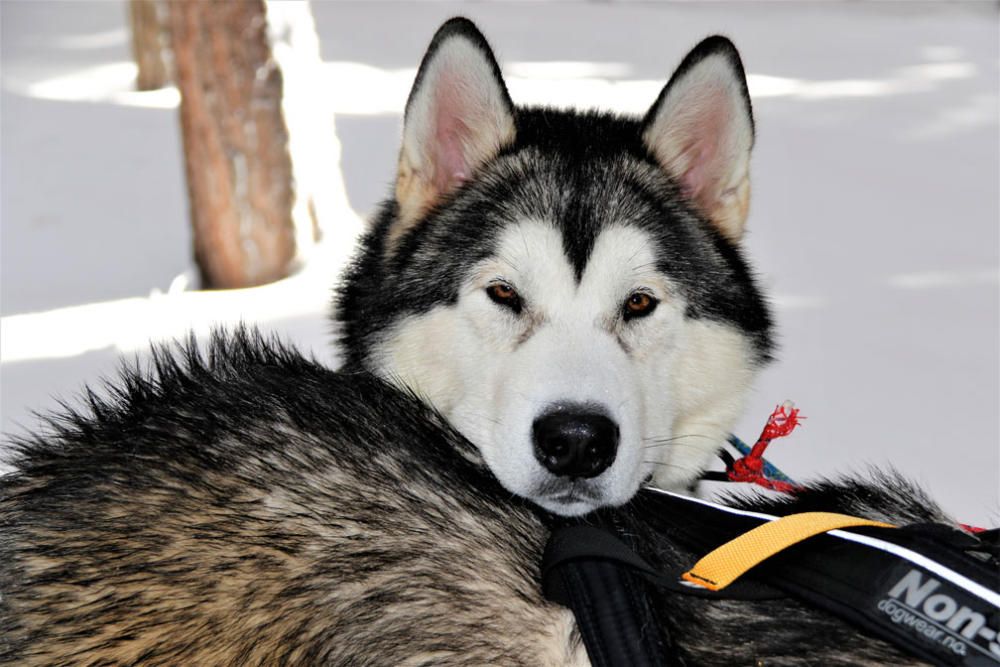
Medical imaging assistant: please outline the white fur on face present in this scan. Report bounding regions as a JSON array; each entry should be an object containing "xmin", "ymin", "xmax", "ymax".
[
  {"xmin": 375, "ymin": 221, "xmax": 756, "ymax": 515},
  {"xmin": 658, "ymin": 320, "xmax": 757, "ymax": 488}
]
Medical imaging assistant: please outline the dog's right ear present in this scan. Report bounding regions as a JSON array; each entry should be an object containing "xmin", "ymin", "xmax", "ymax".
[
  {"xmin": 642, "ymin": 36, "xmax": 754, "ymax": 242},
  {"xmin": 393, "ymin": 18, "xmax": 516, "ymax": 246}
]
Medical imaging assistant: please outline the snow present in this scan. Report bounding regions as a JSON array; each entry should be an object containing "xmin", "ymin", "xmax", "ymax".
[{"xmin": 1, "ymin": 1, "xmax": 997, "ymax": 525}]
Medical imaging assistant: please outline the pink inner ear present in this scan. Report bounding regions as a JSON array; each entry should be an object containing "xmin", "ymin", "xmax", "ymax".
[
  {"xmin": 431, "ymin": 70, "xmax": 472, "ymax": 193},
  {"xmin": 675, "ymin": 101, "xmax": 728, "ymax": 200},
  {"xmin": 678, "ymin": 140, "xmax": 712, "ymax": 199}
]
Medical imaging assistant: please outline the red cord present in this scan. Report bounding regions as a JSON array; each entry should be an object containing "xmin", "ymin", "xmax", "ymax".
[
  {"xmin": 727, "ymin": 402, "xmax": 804, "ymax": 494},
  {"xmin": 727, "ymin": 403, "xmax": 991, "ymax": 533}
]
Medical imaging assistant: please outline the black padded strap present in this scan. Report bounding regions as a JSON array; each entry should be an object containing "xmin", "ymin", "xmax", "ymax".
[
  {"xmin": 541, "ymin": 523, "xmax": 784, "ymax": 667},
  {"xmin": 545, "ymin": 556, "xmax": 671, "ymax": 667},
  {"xmin": 542, "ymin": 498, "xmax": 1000, "ymax": 667},
  {"xmin": 543, "ymin": 524, "xmax": 783, "ymax": 601}
]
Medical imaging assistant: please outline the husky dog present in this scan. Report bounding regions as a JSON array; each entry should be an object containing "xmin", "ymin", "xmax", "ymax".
[
  {"xmin": 336, "ymin": 19, "xmax": 771, "ymax": 516},
  {"xmin": 0, "ymin": 331, "xmax": 941, "ymax": 665},
  {"xmin": 0, "ymin": 18, "xmax": 958, "ymax": 666}
]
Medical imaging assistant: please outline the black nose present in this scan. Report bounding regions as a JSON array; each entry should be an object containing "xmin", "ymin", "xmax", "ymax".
[{"xmin": 532, "ymin": 410, "xmax": 619, "ymax": 479}]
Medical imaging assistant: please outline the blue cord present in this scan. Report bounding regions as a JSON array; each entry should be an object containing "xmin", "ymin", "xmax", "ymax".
[{"xmin": 726, "ymin": 434, "xmax": 797, "ymax": 484}]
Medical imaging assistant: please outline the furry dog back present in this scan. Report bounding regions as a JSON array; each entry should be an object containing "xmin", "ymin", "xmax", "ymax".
[{"xmin": 1, "ymin": 331, "xmax": 946, "ymax": 665}]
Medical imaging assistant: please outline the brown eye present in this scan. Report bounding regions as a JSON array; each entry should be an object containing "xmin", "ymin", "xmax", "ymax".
[
  {"xmin": 624, "ymin": 292, "xmax": 658, "ymax": 320},
  {"xmin": 486, "ymin": 283, "xmax": 522, "ymax": 314}
]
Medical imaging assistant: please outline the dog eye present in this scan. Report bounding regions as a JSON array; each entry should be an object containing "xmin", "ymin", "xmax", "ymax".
[
  {"xmin": 486, "ymin": 283, "xmax": 522, "ymax": 314},
  {"xmin": 624, "ymin": 292, "xmax": 658, "ymax": 320}
]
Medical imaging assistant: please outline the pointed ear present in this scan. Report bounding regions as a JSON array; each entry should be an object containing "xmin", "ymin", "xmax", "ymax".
[
  {"xmin": 642, "ymin": 36, "xmax": 754, "ymax": 242},
  {"xmin": 393, "ymin": 18, "xmax": 516, "ymax": 244}
]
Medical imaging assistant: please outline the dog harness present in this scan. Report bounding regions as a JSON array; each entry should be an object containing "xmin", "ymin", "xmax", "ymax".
[
  {"xmin": 541, "ymin": 406, "xmax": 1000, "ymax": 666},
  {"xmin": 542, "ymin": 491, "xmax": 1000, "ymax": 667}
]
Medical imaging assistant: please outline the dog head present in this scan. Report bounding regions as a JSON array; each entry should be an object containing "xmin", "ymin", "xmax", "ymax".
[{"xmin": 336, "ymin": 18, "xmax": 772, "ymax": 516}]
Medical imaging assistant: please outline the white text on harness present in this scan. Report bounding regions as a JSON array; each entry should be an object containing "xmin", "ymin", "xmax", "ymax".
[{"xmin": 880, "ymin": 568, "xmax": 1000, "ymax": 661}]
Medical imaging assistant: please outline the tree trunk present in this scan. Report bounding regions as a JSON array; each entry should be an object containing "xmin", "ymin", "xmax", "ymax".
[
  {"xmin": 168, "ymin": 0, "xmax": 297, "ymax": 289},
  {"xmin": 128, "ymin": 0, "xmax": 169, "ymax": 91}
]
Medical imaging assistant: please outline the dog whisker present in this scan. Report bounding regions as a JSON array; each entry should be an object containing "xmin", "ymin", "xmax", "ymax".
[
  {"xmin": 642, "ymin": 433, "xmax": 717, "ymax": 443},
  {"xmin": 642, "ymin": 433, "xmax": 724, "ymax": 451}
]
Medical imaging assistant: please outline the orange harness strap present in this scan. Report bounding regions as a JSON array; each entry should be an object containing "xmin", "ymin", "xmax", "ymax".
[{"xmin": 682, "ymin": 512, "xmax": 895, "ymax": 591}]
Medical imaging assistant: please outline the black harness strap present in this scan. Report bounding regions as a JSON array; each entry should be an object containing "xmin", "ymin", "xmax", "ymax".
[
  {"xmin": 541, "ymin": 492, "xmax": 1000, "ymax": 667},
  {"xmin": 543, "ymin": 524, "xmax": 784, "ymax": 601},
  {"xmin": 543, "ymin": 540, "xmax": 672, "ymax": 667}
]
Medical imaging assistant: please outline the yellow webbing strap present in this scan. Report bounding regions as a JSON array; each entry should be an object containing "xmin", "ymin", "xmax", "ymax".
[{"xmin": 682, "ymin": 512, "xmax": 895, "ymax": 591}]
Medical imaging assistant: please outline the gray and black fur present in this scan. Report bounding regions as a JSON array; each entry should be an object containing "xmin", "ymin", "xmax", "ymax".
[
  {"xmin": 334, "ymin": 20, "xmax": 776, "ymax": 513},
  {"xmin": 335, "ymin": 21, "xmax": 772, "ymax": 367},
  {"xmin": 0, "ymin": 18, "xmax": 954, "ymax": 666},
  {"xmin": 1, "ymin": 330, "xmax": 942, "ymax": 665}
]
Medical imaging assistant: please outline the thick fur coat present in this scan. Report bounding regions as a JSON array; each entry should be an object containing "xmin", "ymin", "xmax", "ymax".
[
  {"xmin": 335, "ymin": 21, "xmax": 772, "ymax": 517},
  {"xmin": 0, "ymin": 18, "xmax": 970, "ymax": 666},
  {"xmin": 0, "ymin": 331, "xmax": 941, "ymax": 665}
]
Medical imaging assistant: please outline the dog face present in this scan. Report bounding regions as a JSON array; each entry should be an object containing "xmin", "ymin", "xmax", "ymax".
[{"xmin": 336, "ymin": 19, "xmax": 772, "ymax": 516}]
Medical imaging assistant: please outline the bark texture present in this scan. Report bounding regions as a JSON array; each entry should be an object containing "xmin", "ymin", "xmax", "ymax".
[
  {"xmin": 168, "ymin": 0, "xmax": 297, "ymax": 289},
  {"xmin": 129, "ymin": 0, "xmax": 170, "ymax": 91}
]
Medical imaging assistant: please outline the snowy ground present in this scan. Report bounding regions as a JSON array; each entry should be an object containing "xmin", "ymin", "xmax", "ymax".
[{"xmin": 2, "ymin": 1, "xmax": 997, "ymax": 525}]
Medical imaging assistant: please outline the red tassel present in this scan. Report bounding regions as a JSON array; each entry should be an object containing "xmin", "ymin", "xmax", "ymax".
[
  {"xmin": 727, "ymin": 403, "xmax": 992, "ymax": 532},
  {"xmin": 728, "ymin": 402, "xmax": 804, "ymax": 494}
]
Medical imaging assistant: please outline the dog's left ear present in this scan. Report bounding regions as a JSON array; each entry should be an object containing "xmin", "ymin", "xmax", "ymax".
[
  {"xmin": 393, "ymin": 18, "xmax": 516, "ymax": 245},
  {"xmin": 642, "ymin": 36, "xmax": 754, "ymax": 242}
]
